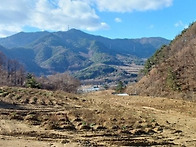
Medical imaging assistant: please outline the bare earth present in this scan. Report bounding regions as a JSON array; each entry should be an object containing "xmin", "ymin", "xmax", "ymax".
[{"xmin": 0, "ymin": 87, "xmax": 196, "ymax": 146}]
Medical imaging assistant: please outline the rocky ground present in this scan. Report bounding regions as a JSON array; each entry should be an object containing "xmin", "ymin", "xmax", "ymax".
[{"xmin": 0, "ymin": 87, "xmax": 196, "ymax": 146}]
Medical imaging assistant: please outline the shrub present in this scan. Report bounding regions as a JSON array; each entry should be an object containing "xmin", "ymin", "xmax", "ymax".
[
  {"xmin": 115, "ymin": 81, "xmax": 126, "ymax": 93},
  {"xmin": 142, "ymin": 45, "xmax": 168, "ymax": 75},
  {"xmin": 25, "ymin": 73, "xmax": 41, "ymax": 89},
  {"xmin": 166, "ymin": 68, "xmax": 181, "ymax": 91}
]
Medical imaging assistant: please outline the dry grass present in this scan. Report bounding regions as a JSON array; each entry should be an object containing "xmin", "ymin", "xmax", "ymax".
[
  {"xmin": 130, "ymin": 22, "xmax": 196, "ymax": 100},
  {"xmin": 0, "ymin": 87, "xmax": 196, "ymax": 146}
]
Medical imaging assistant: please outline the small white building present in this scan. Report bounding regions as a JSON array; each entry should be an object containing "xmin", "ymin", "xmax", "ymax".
[{"xmin": 78, "ymin": 85, "xmax": 101, "ymax": 93}]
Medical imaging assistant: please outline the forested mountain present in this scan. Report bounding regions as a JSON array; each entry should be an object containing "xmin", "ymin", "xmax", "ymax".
[
  {"xmin": 127, "ymin": 22, "xmax": 196, "ymax": 100},
  {"xmin": 0, "ymin": 29, "xmax": 169, "ymax": 83}
]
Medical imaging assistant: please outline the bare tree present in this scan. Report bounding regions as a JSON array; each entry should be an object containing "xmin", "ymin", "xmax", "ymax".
[
  {"xmin": 0, "ymin": 52, "xmax": 7, "ymax": 86},
  {"xmin": 0, "ymin": 51, "xmax": 25, "ymax": 87},
  {"xmin": 38, "ymin": 73, "xmax": 80, "ymax": 93}
]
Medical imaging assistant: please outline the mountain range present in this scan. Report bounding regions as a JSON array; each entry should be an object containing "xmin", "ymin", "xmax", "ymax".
[{"xmin": 0, "ymin": 29, "xmax": 170, "ymax": 84}]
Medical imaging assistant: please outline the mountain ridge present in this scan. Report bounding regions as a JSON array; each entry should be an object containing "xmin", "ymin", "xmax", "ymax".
[
  {"xmin": 127, "ymin": 22, "xmax": 196, "ymax": 100},
  {"xmin": 0, "ymin": 29, "xmax": 170, "ymax": 84}
]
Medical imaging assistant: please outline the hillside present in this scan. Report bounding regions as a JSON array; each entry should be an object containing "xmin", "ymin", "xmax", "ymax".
[
  {"xmin": 0, "ymin": 29, "xmax": 169, "ymax": 83},
  {"xmin": 0, "ymin": 87, "xmax": 196, "ymax": 146},
  {"xmin": 127, "ymin": 22, "xmax": 196, "ymax": 100}
]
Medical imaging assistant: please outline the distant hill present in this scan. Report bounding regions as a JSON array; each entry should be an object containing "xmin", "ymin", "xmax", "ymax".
[
  {"xmin": 0, "ymin": 29, "xmax": 169, "ymax": 83},
  {"xmin": 127, "ymin": 22, "xmax": 196, "ymax": 100}
]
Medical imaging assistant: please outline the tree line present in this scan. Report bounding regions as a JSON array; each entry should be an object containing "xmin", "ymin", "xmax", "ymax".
[
  {"xmin": 0, "ymin": 52, "xmax": 25, "ymax": 86},
  {"xmin": 0, "ymin": 51, "xmax": 80, "ymax": 93}
]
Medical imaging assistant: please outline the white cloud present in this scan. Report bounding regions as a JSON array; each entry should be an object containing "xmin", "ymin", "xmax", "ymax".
[
  {"xmin": 0, "ymin": 25, "xmax": 22, "ymax": 38},
  {"xmin": 32, "ymin": 0, "xmax": 105, "ymax": 31},
  {"xmin": 115, "ymin": 18, "xmax": 122, "ymax": 23},
  {"xmin": 94, "ymin": 0, "xmax": 173, "ymax": 12},
  {"xmin": 0, "ymin": 0, "xmax": 108, "ymax": 37},
  {"xmin": 0, "ymin": 0, "xmax": 173, "ymax": 37},
  {"xmin": 175, "ymin": 21, "xmax": 188, "ymax": 28},
  {"xmin": 148, "ymin": 24, "xmax": 155, "ymax": 29},
  {"xmin": 0, "ymin": 0, "xmax": 32, "ymax": 37},
  {"xmin": 175, "ymin": 21, "xmax": 183, "ymax": 27}
]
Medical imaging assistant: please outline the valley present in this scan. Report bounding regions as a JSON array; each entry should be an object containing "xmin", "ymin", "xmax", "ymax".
[
  {"xmin": 80, "ymin": 64, "xmax": 144, "ymax": 85},
  {"xmin": 0, "ymin": 1, "xmax": 195, "ymax": 147},
  {"xmin": 0, "ymin": 29, "xmax": 169, "ymax": 85}
]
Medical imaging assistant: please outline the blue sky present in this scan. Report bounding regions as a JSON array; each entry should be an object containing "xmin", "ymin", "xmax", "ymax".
[{"xmin": 0, "ymin": 0, "xmax": 195, "ymax": 40}]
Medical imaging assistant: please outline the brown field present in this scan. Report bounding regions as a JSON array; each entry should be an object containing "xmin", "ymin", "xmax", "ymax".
[{"xmin": 0, "ymin": 86, "xmax": 196, "ymax": 146}]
